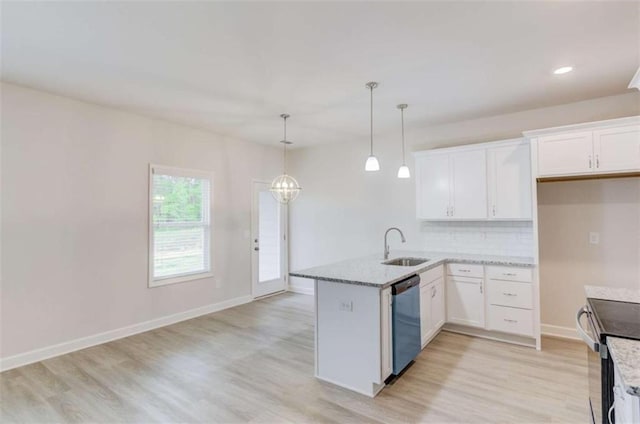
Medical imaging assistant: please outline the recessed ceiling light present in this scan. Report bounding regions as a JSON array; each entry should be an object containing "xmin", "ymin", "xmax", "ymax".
[{"xmin": 553, "ymin": 66, "xmax": 573, "ymax": 75}]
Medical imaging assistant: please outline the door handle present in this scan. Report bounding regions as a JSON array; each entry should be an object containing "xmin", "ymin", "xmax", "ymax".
[{"xmin": 576, "ymin": 306, "xmax": 598, "ymax": 353}]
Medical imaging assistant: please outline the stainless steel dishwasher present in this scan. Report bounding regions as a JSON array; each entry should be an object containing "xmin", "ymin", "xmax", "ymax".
[{"xmin": 391, "ymin": 274, "xmax": 421, "ymax": 375}]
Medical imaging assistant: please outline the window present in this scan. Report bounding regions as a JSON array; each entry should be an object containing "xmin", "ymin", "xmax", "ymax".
[{"xmin": 149, "ymin": 165, "xmax": 212, "ymax": 287}]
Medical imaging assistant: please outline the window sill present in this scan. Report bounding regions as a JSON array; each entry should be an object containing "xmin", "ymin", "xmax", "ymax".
[{"xmin": 149, "ymin": 272, "xmax": 214, "ymax": 288}]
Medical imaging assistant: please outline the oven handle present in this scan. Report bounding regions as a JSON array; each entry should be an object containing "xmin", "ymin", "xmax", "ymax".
[{"xmin": 576, "ymin": 305, "xmax": 599, "ymax": 353}]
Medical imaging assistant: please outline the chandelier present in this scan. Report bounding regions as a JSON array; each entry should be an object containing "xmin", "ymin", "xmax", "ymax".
[{"xmin": 270, "ymin": 114, "xmax": 302, "ymax": 204}]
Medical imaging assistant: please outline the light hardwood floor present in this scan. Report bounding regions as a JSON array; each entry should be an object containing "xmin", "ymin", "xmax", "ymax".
[{"xmin": 1, "ymin": 293, "xmax": 588, "ymax": 423}]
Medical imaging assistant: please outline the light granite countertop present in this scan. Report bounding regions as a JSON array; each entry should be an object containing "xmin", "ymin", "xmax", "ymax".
[
  {"xmin": 585, "ymin": 285, "xmax": 640, "ymax": 304},
  {"xmin": 585, "ymin": 285, "xmax": 640, "ymax": 397},
  {"xmin": 608, "ymin": 337, "xmax": 640, "ymax": 397},
  {"xmin": 289, "ymin": 250, "xmax": 535, "ymax": 289}
]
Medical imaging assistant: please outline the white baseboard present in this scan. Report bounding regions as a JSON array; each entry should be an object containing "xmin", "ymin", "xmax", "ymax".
[
  {"xmin": 288, "ymin": 284, "xmax": 314, "ymax": 295},
  {"xmin": 541, "ymin": 323, "xmax": 580, "ymax": 340},
  {"xmin": 0, "ymin": 295, "xmax": 253, "ymax": 372}
]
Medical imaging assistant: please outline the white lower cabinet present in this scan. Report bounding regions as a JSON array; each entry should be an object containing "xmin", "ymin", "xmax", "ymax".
[
  {"xmin": 431, "ymin": 278, "xmax": 445, "ymax": 331},
  {"xmin": 419, "ymin": 266, "xmax": 445, "ymax": 348},
  {"xmin": 486, "ymin": 305, "xmax": 534, "ymax": 337},
  {"xmin": 380, "ymin": 287, "xmax": 393, "ymax": 381},
  {"xmin": 442, "ymin": 264, "xmax": 537, "ymax": 341},
  {"xmin": 485, "ymin": 266, "xmax": 534, "ymax": 337},
  {"xmin": 446, "ymin": 276, "xmax": 485, "ymax": 328}
]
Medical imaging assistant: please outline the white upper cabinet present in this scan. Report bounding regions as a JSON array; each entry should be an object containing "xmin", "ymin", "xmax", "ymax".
[
  {"xmin": 593, "ymin": 125, "xmax": 640, "ymax": 172},
  {"xmin": 415, "ymin": 140, "xmax": 529, "ymax": 221},
  {"xmin": 450, "ymin": 149, "xmax": 487, "ymax": 220},
  {"xmin": 537, "ymin": 131, "xmax": 593, "ymax": 176},
  {"xmin": 487, "ymin": 142, "xmax": 532, "ymax": 220},
  {"xmin": 527, "ymin": 117, "xmax": 640, "ymax": 178},
  {"xmin": 415, "ymin": 148, "xmax": 487, "ymax": 220},
  {"xmin": 416, "ymin": 154, "xmax": 450, "ymax": 220}
]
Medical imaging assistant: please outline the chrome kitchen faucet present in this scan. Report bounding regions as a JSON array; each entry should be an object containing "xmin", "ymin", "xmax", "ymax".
[{"xmin": 384, "ymin": 227, "xmax": 406, "ymax": 260}]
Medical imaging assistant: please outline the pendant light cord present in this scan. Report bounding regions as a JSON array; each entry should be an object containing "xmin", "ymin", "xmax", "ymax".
[
  {"xmin": 283, "ymin": 115, "xmax": 287, "ymax": 174},
  {"xmin": 369, "ymin": 85, "xmax": 374, "ymax": 156},
  {"xmin": 401, "ymin": 107, "xmax": 405, "ymax": 164}
]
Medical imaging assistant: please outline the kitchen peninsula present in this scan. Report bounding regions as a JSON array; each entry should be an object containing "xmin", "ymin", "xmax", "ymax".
[{"xmin": 290, "ymin": 251, "xmax": 536, "ymax": 397}]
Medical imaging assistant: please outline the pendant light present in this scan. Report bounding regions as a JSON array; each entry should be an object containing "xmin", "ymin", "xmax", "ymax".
[
  {"xmin": 364, "ymin": 81, "xmax": 380, "ymax": 171},
  {"xmin": 396, "ymin": 104, "xmax": 411, "ymax": 179},
  {"xmin": 270, "ymin": 114, "xmax": 302, "ymax": 204}
]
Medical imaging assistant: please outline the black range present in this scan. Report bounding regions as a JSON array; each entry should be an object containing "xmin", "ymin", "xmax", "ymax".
[{"xmin": 577, "ymin": 298, "xmax": 640, "ymax": 424}]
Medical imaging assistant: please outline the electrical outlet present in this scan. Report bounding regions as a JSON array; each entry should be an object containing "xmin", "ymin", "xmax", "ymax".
[
  {"xmin": 339, "ymin": 300, "xmax": 353, "ymax": 312},
  {"xmin": 589, "ymin": 232, "xmax": 600, "ymax": 245}
]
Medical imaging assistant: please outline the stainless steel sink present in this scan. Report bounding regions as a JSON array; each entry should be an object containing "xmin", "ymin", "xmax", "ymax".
[{"xmin": 382, "ymin": 257, "xmax": 428, "ymax": 267}]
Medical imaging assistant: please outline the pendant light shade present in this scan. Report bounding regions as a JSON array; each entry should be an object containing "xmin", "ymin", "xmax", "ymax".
[
  {"xmin": 396, "ymin": 103, "xmax": 411, "ymax": 179},
  {"xmin": 397, "ymin": 165, "xmax": 410, "ymax": 178},
  {"xmin": 365, "ymin": 81, "xmax": 380, "ymax": 172},
  {"xmin": 365, "ymin": 155, "xmax": 380, "ymax": 171},
  {"xmin": 270, "ymin": 114, "xmax": 302, "ymax": 204}
]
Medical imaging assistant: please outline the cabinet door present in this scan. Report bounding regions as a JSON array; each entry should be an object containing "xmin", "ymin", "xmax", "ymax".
[
  {"xmin": 380, "ymin": 288, "xmax": 393, "ymax": 380},
  {"xmin": 450, "ymin": 149, "xmax": 487, "ymax": 219},
  {"xmin": 488, "ymin": 143, "xmax": 532, "ymax": 219},
  {"xmin": 593, "ymin": 125, "xmax": 640, "ymax": 173},
  {"xmin": 420, "ymin": 283, "xmax": 432, "ymax": 346},
  {"xmin": 415, "ymin": 154, "xmax": 450, "ymax": 219},
  {"xmin": 537, "ymin": 131, "xmax": 593, "ymax": 176},
  {"xmin": 431, "ymin": 278, "xmax": 445, "ymax": 330},
  {"xmin": 446, "ymin": 277, "xmax": 485, "ymax": 328}
]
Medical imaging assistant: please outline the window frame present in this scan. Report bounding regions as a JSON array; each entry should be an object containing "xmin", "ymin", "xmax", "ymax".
[{"xmin": 148, "ymin": 164, "xmax": 214, "ymax": 288}]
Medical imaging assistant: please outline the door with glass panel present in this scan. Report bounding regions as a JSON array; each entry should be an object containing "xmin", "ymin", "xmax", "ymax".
[{"xmin": 251, "ymin": 181, "xmax": 287, "ymax": 298}]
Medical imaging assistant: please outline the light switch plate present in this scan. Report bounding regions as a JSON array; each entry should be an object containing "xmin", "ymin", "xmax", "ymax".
[{"xmin": 589, "ymin": 232, "xmax": 600, "ymax": 245}]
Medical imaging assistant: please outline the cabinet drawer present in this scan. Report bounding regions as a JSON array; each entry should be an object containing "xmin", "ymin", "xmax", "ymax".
[
  {"xmin": 419, "ymin": 265, "xmax": 443, "ymax": 287},
  {"xmin": 447, "ymin": 263, "xmax": 483, "ymax": 278},
  {"xmin": 486, "ymin": 266, "xmax": 532, "ymax": 283},
  {"xmin": 487, "ymin": 305, "xmax": 533, "ymax": 337},
  {"xmin": 487, "ymin": 280, "xmax": 533, "ymax": 309}
]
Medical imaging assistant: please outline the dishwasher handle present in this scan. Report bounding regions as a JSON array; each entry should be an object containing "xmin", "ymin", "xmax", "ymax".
[
  {"xmin": 392, "ymin": 275, "xmax": 420, "ymax": 295},
  {"xmin": 576, "ymin": 305, "xmax": 598, "ymax": 353}
]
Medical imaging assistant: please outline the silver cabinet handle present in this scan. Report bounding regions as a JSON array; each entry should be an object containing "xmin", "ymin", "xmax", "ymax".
[
  {"xmin": 460, "ymin": 269, "xmax": 471, "ymax": 273},
  {"xmin": 504, "ymin": 318, "xmax": 518, "ymax": 323},
  {"xmin": 492, "ymin": 205, "xmax": 496, "ymax": 216},
  {"xmin": 576, "ymin": 306, "xmax": 599, "ymax": 353},
  {"xmin": 502, "ymin": 292, "xmax": 517, "ymax": 297},
  {"xmin": 431, "ymin": 286, "xmax": 436, "ymax": 298},
  {"xmin": 503, "ymin": 272, "xmax": 516, "ymax": 277},
  {"xmin": 596, "ymin": 155, "xmax": 600, "ymax": 169},
  {"xmin": 479, "ymin": 282, "xmax": 483, "ymax": 294},
  {"xmin": 589, "ymin": 155, "xmax": 593, "ymax": 169}
]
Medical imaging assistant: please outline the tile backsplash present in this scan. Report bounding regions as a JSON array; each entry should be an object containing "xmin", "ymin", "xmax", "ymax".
[{"xmin": 420, "ymin": 221, "xmax": 534, "ymax": 257}]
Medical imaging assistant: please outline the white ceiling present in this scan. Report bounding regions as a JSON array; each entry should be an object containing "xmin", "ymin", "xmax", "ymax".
[{"xmin": 2, "ymin": 1, "xmax": 639, "ymax": 148}]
